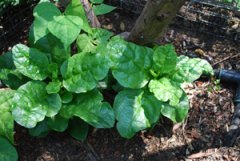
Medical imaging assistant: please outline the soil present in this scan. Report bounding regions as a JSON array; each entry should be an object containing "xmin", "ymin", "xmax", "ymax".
[{"xmin": 1, "ymin": 1, "xmax": 240, "ymax": 161}]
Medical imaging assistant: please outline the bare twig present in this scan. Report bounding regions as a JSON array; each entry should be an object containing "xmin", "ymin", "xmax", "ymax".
[
  {"xmin": 80, "ymin": 0, "xmax": 101, "ymax": 28},
  {"xmin": 213, "ymin": 54, "xmax": 240, "ymax": 66}
]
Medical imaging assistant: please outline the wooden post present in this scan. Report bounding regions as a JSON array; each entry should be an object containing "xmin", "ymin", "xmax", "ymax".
[{"xmin": 128, "ymin": 0, "xmax": 187, "ymax": 45}]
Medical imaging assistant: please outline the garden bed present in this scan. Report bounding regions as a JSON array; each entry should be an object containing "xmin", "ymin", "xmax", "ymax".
[{"xmin": 1, "ymin": 1, "xmax": 240, "ymax": 161}]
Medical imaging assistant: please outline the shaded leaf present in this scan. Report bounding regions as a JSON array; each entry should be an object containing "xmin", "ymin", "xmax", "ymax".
[
  {"xmin": 93, "ymin": 4, "xmax": 116, "ymax": 16},
  {"xmin": 68, "ymin": 117, "xmax": 89, "ymax": 141},
  {"xmin": 0, "ymin": 137, "xmax": 18, "ymax": 161}
]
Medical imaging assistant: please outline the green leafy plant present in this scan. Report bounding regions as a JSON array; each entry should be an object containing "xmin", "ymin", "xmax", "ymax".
[
  {"xmin": 90, "ymin": 0, "xmax": 116, "ymax": 16},
  {"xmin": 0, "ymin": 0, "xmax": 213, "ymax": 157}
]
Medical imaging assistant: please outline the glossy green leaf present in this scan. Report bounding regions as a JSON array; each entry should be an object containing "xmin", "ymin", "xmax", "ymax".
[
  {"xmin": 46, "ymin": 81, "xmax": 61, "ymax": 94},
  {"xmin": 112, "ymin": 42, "xmax": 152, "ymax": 89},
  {"xmin": 152, "ymin": 44, "xmax": 177, "ymax": 75},
  {"xmin": 148, "ymin": 78, "xmax": 183, "ymax": 106},
  {"xmin": 93, "ymin": 4, "xmax": 116, "ymax": 16},
  {"xmin": 12, "ymin": 44, "xmax": 49, "ymax": 80},
  {"xmin": 0, "ymin": 89, "xmax": 15, "ymax": 143},
  {"xmin": 12, "ymin": 81, "xmax": 62, "ymax": 128},
  {"xmin": 48, "ymin": 115, "xmax": 68, "ymax": 132},
  {"xmin": 92, "ymin": 28, "xmax": 113, "ymax": 44},
  {"xmin": 48, "ymin": 15, "xmax": 83, "ymax": 49},
  {"xmin": 29, "ymin": 119, "xmax": 50, "ymax": 137},
  {"xmin": 161, "ymin": 93, "xmax": 189, "ymax": 123},
  {"xmin": 61, "ymin": 52, "xmax": 110, "ymax": 93},
  {"xmin": 172, "ymin": 55, "xmax": 214, "ymax": 83},
  {"xmin": 68, "ymin": 117, "xmax": 89, "ymax": 141},
  {"xmin": 60, "ymin": 90, "xmax": 115, "ymax": 128},
  {"xmin": 32, "ymin": 2, "xmax": 61, "ymax": 43},
  {"xmin": 0, "ymin": 137, "xmax": 18, "ymax": 161},
  {"xmin": 65, "ymin": 0, "xmax": 92, "ymax": 33},
  {"xmin": 114, "ymin": 90, "xmax": 162, "ymax": 138}
]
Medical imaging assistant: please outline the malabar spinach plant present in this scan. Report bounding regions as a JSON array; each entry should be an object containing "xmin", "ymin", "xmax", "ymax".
[{"xmin": 0, "ymin": 0, "xmax": 213, "ymax": 158}]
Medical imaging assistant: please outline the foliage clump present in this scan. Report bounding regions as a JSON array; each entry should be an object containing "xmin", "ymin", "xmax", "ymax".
[{"xmin": 0, "ymin": 0, "xmax": 213, "ymax": 160}]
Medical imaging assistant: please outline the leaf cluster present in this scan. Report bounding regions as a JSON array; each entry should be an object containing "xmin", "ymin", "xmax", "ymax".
[{"xmin": 0, "ymin": 0, "xmax": 213, "ymax": 159}]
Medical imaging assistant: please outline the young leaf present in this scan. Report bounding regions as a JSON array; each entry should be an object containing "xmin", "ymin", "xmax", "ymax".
[
  {"xmin": 152, "ymin": 44, "xmax": 177, "ymax": 74},
  {"xmin": 60, "ymin": 91, "xmax": 73, "ymax": 104},
  {"xmin": 48, "ymin": 15, "xmax": 83, "ymax": 49},
  {"xmin": 114, "ymin": 90, "xmax": 162, "ymax": 138},
  {"xmin": 148, "ymin": 78, "xmax": 183, "ymax": 106},
  {"xmin": 68, "ymin": 117, "xmax": 89, "ymax": 141},
  {"xmin": 12, "ymin": 44, "xmax": 49, "ymax": 80},
  {"xmin": 77, "ymin": 28, "xmax": 113, "ymax": 53},
  {"xmin": 0, "ymin": 89, "xmax": 15, "ymax": 143},
  {"xmin": 112, "ymin": 42, "xmax": 153, "ymax": 89},
  {"xmin": 61, "ymin": 52, "xmax": 110, "ymax": 93},
  {"xmin": 171, "ymin": 55, "xmax": 213, "ymax": 83},
  {"xmin": 60, "ymin": 90, "xmax": 115, "ymax": 128},
  {"xmin": 93, "ymin": 4, "xmax": 116, "ymax": 16},
  {"xmin": 46, "ymin": 81, "xmax": 61, "ymax": 94},
  {"xmin": 48, "ymin": 115, "xmax": 68, "ymax": 132},
  {"xmin": 0, "ymin": 137, "xmax": 18, "ymax": 161},
  {"xmin": 32, "ymin": 2, "xmax": 61, "ymax": 43},
  {"xmin": 12, "ymin": 81, "xmax": 62, "ymax": 128},
  {"xmin": 64, "ymin": 0, "xmax": 92, "ymax": 33},
  {"xmin": 29, "ymin": 119, "xmax": 50, "ymax": 137},
  {"xmin": 161, "ymin": 93, "xmax": 189, "ymax": 123}
]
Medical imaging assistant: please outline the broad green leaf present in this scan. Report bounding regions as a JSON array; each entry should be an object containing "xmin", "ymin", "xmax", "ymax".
[
  {"xmin": 61, "ymin": 52, "xmax": 110, "ymax": 93},
  {"xmin": 112, "ymin": 42, "xmax": 152, "ymax": 89},
  {"xmin": 60, "ymin": 90, "xmax": 115, "ymax": 128},
  {"xmin": 12, "ymin": 44, "xmax": 49, "ymax": 80},
  {"xmin": 0, "ymin": 137, "xmax": 18, "ymax": 161},
  {"xmin": 161, "ymin": 93, "xmax": 189, "ymax": 123},
  {"xmin": 0, "ymin": 89, "xmax": 15, "ymax": 143},
  {"xmin": 152, "ymin": 44, "xmax": 177, "ymax": 75},
  {"xmin": 48, "ymin": 115, "xmax": 68, "ymax": 132},
  {"xmin": 90, "ymin": 0, "xmax": 104, "ymax": 4},
  {"xmin": 48, "ymin": 15, "xmax": 83, "ymax": 49},
  {"xmin": 46, "ymin": 81, "xmax": 61, "ymax": 94},
  {"xmin": 105, "ymin": 36, "xmax": 128, "ymax": 66},
  {"xmin": 68, "ymin": 117, "xmax": 89, "ymax": 141},
  {"xmin": 114, "ymin": 90, "xmax": 162, "ymax": 138},
  {"xmin": 93, "ymin": 4, "xmax": 116, "ymax": 16},
  {"xmin": 29, "ymin": 119, "xmax": 50, "ymax": 137},
  {"xmin": 148, "ymin": 78, "xmax": 183, "ymax": 106},
  {"xmin": 172, "ymin": 55, "xmax": 213, "ymax": 83},
  {"xmin": 33, "ymin": 2, "xmax": 61, "ymax": 43},
  {"xmin": 65, "ymin": 0, "xmax": 92, "ymax": 33},
  {"xmin": 12, "ymin": 81, "xmax": 62, "ymax": 128}
]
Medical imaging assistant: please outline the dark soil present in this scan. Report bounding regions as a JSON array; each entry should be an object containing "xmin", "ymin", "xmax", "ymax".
[{"xmin": 1, "ymin": 1, "xmax": 240, "ymax": 161}]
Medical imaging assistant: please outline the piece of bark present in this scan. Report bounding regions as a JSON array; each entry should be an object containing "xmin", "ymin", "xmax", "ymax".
[
  {"xmin": 128, "ymin": 0, "xmax": 187, "ymax": 45},
  {"xmin": 80, "ymin": 0, "xmax": 101, "ymax": 28}
]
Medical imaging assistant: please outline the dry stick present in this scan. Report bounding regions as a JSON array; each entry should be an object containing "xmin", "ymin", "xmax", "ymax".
[
  {"xmin": 80, "ymin": 0, "xmax": 101, "ymax": 28},
  {"xmin": 213, "ymin": 54, "xmax": 240, "ymax": 66}
]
